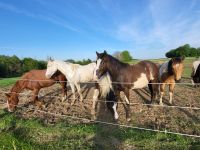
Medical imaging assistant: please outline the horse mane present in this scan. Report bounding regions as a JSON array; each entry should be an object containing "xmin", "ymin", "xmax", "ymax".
[
  {"xmin": 106, "ymin": 54, "xmax": 129, "ymax": 67},
  {"xmin": 10, "ymin": 80, "xmax": 23, "ymax": 94},
  {"xmin": 167, "ymin": 59, "xmax": 173, "ymax": 75},
  {"xmin": 98, "ymin": 72, "xmax": 113, "ymax": 98}
]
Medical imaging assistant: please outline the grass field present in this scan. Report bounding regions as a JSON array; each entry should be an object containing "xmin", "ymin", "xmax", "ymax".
[
  {"xmin": 0, "ymin": 57, "xmax": 200, "ymax": 149},
  {"xmin": 0, "ymin": 77, "xmax": 19, "ymax": 88},
  {"xmin": 0, "ymin": 109, "xmax": 200, "ymax": 150}
]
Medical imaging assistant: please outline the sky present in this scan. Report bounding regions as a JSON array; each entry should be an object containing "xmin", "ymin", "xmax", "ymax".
[{"xmin": 0, "ymin": 0, "xmax": 200, "ymax": 60}]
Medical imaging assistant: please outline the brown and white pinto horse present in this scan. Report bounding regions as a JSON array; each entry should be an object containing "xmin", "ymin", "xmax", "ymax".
[
  {"xmin": 159, "ymin": 57, "xmax": 184, "ymax": 105},
  {"xmin": 95, "ymin": 51, "xmax": 159, "ymax": 121},
  {"xmin": 5, "ymin": 70, "xmax": 67, "ymax": 112},
  {"xmin": 191, "ymin": 60, "xmax": 200, "ymax": 87}
]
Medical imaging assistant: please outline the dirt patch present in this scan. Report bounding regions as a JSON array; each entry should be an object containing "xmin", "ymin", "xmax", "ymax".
[{"xmin": 0, "ymin": 78, "xmax": 200, "ymax": 135}]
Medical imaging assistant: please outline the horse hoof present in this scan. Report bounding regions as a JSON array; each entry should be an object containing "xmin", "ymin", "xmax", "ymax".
[{"xmin": 126, "ymin": 118, "xmax": 131, "ymax": 122}]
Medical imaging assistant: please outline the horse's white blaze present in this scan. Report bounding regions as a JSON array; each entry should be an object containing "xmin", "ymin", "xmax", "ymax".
[
  {"xmin": 96, "ymin": 59, "xmax": 102, "ymax": 70},
  {"xmin": 7, "ymin": 101, "xmax": 12, "ymax": 112},
  {"xmin": 150, "ymin": 71, "xmax": 154, "ymax": 80},
  {"xmin": 113, "ymin": 102, "xmax": 119, "ymax": 120},
  {"xmin": 132, "ymin": 73, "xmax": 149, "ymax": 89}
]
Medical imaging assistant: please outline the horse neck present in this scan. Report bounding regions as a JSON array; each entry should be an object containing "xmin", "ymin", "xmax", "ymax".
[
  {"xmin": 56, "ymin": 62, "xmax": 71, "ymax": 76},
  {"xmin": 107, "ymin": 59, "xmax": 129, "ymax": 81},
  {"xmin": 11, "ymin": 80, "xmax": 24, "ymax": 94}
]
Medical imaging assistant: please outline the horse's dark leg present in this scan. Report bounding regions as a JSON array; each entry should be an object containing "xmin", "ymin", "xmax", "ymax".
[
  {"xmin": 60, "ymin": 81, "xmax": 67, "ymax": 102},
  {"xmin": 124, "ymin": 88, "xmax": 131, "ymax": 122},
  {"xmin": 148, "ymin": 82, "xmax": 153, "ymax": 102},
  {"xmin": 150, "ymin": 79, "xmax": 159, "ymax": 102}
]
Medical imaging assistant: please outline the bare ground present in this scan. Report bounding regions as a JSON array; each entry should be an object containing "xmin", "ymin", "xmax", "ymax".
[{"xmin": 0, "ymin": 78, "xmax": 200, "ymax": 136}]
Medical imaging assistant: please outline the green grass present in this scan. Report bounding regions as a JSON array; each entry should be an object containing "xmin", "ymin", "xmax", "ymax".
[
  {"xmin": 0, "ymin": 109, "xmax": 199, "ymax": 150},
  {"xmin": 0, "ymin": 77, "xmax": 19, "ymax": 87}
]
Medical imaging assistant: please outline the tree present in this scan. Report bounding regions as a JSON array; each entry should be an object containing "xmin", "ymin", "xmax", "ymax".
[
  {"xmin": 165, "ymin": 44, "xmax": 200, "ymax": 58},
  {"xmin": 120, "ymin": 50, "xmax": 133, "ymax": 62}
]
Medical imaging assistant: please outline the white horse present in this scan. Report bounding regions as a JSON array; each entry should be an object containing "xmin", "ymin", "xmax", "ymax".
[
  {"xmin": 45, "ymin": 59, "xmax": 116, "ymax": 119},
  {"xmin": 46, "ymin": 59, "xmax": 95, "ymax": 104}
]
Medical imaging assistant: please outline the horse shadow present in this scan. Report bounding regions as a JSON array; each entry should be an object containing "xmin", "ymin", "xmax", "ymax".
[{"xmin": 93, "ymin": 97, "xmax": 124, "ymax": 150}]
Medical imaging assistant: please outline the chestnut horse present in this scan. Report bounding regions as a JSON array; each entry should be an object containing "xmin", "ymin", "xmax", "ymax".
[
  {"xmin": 95, "ymin": 51, "xmax": 159, "ymax": 121},
  {"xmin": 5, "ymin": 70, "xmax": 67, "ymax": 112},
  {"xmin": 159, "ymin": 57, "xmax": 184, "ymax": 105}
]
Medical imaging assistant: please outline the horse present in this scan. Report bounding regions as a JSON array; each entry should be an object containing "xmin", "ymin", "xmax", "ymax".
[
  {"xmin": 5, "ymin": 70, "xmax": 67, "ymax": 112},
  {"xmin": 45, "ymin": 59, "xmax": 98, "ymax": 105},
  {"xmin": 45, "ymin": 59, "xmax": 117, "ymax": 119},
  {"xmin": 159, "ymin": 57, "xmax": 184, "ymax": 105},
  {"xmin": 95, "ymin": 51, "xmax": 160, "ymax": 121},
  {"xmin": 191, "ymin": 60, "xmax": 200, "ymax": 87}
]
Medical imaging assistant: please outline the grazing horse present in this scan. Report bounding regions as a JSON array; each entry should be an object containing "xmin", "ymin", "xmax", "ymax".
[
  {"xmin": 191, "ymin": 60, "xmax": 200, "ymax": 87},
  {"xmin": 95, "ymin": 51, "xmax": 159, "ymax": 121},
  {"xmin": 5, "ymin": 70, "xmax": 67, "ymax": 112},
  {"xmin": 159, "ymin": 57, "xmax": 184, "ymax": 105}
]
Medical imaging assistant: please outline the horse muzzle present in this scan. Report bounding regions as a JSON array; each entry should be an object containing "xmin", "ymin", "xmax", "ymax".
[{"xmin": 175, "ymin": 79, "xmax": 181, "ymax": 83}]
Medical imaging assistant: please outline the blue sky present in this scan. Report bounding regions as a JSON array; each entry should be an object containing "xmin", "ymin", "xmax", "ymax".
[{"xmin": 0, "ymin": 0, "xmax": 200, "ymax": 60}]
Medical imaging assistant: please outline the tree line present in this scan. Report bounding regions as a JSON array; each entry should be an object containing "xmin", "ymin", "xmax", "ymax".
[
  {"xmin": 0, "ymin": 55, "xmax": 46, "ymax": 78},
  {"xmin": 165, "ymin": 44, "xmax": 200, "ymax": 58},
  {"xmin": 0, "ymin": 55, "xmax": 94, "ymax": 78}
]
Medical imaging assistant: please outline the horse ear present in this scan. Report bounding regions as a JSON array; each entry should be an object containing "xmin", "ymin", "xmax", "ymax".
[
  {"xmin": 104, "ymin": 50, "xmax": 107, "ymax": 55},
  {"xmin": 5, "ymin": 93, "xmax": 10, "ymax": 98},
  {"xmin": 96, "ymin": 51, "xmax": 100, "ymax": 57}
]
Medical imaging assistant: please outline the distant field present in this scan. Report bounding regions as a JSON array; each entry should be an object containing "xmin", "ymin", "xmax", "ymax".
[{"xmin": 0, "ymin": 77, "xmax": 19, "ymax": 87}]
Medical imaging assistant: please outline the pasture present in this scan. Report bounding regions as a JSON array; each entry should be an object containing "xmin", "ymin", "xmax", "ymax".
[{"xmin": 0, "ymin": 58, "xmax": 200, "ymax": 149}]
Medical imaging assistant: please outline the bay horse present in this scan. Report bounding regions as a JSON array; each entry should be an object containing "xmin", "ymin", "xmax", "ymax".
[
  {"xmin": 159, "ymin": 57, "xmax": 184, "ymax": 105},
  {"xmin": 191, "ymin": 60, "xmax": 200, "ymax": 87},
  {"xmin": 5, "ymin": 70, "xmax": 67, "ymax": 112},
  {"xmin": 95, "ymin": 51, "xmax": 159, "ymax": 121}
]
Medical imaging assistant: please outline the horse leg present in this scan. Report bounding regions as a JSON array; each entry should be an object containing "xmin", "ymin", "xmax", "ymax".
[
  {"xmin": 150, "ymin": 79, "xmax": 159, "ymax": 102},
  {"xmin": 61, "ymin": 82, "xmax": 67, "ymax": 102},
  {"xmin": 69, "ymin": 83, "xmax": 76, "ymax": 105},
  {"xmin": 169, "ymin": 83, "xmax": 175, "ymax": 104},
  {"xmin": 124, "ymin": 88, "xmax": 131, "ymax": 122},
  {"xmin": 32, "ymin": 89, "xmax": 43, "ymax": 107},
  {"xmin": 159, "ymin": 84, "xmax": 165, "ymax": 105},
  {"xmin": 91, "ymin": 87, "xmax": 99, "ymax": 119},
  {"xmin": 76, "ymin": 83, "xmax": 83, "ymax": 102},
  {"xmin": 148, "ymin": 83, "xmax": 153, "ymax": 102},
  {"xmin": 112, "ymin": 90, "xmax": 120, "ymax": 120}
]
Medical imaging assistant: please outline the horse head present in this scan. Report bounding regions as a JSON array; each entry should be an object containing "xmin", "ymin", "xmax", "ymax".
[
  {"xmin": 5, "ymin": 92, "xmax": 19, "ymax": 112},
  {"xmin": 46, "ymin": 59, "xmax": 58, "ymax": 79},
  {"xmin": 95, "ymin": 50, "xmax": 109, "ymax": 79},
  {"xmin": 170, "ymin": 57, "xmax": 185, "ymax": 81}
]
